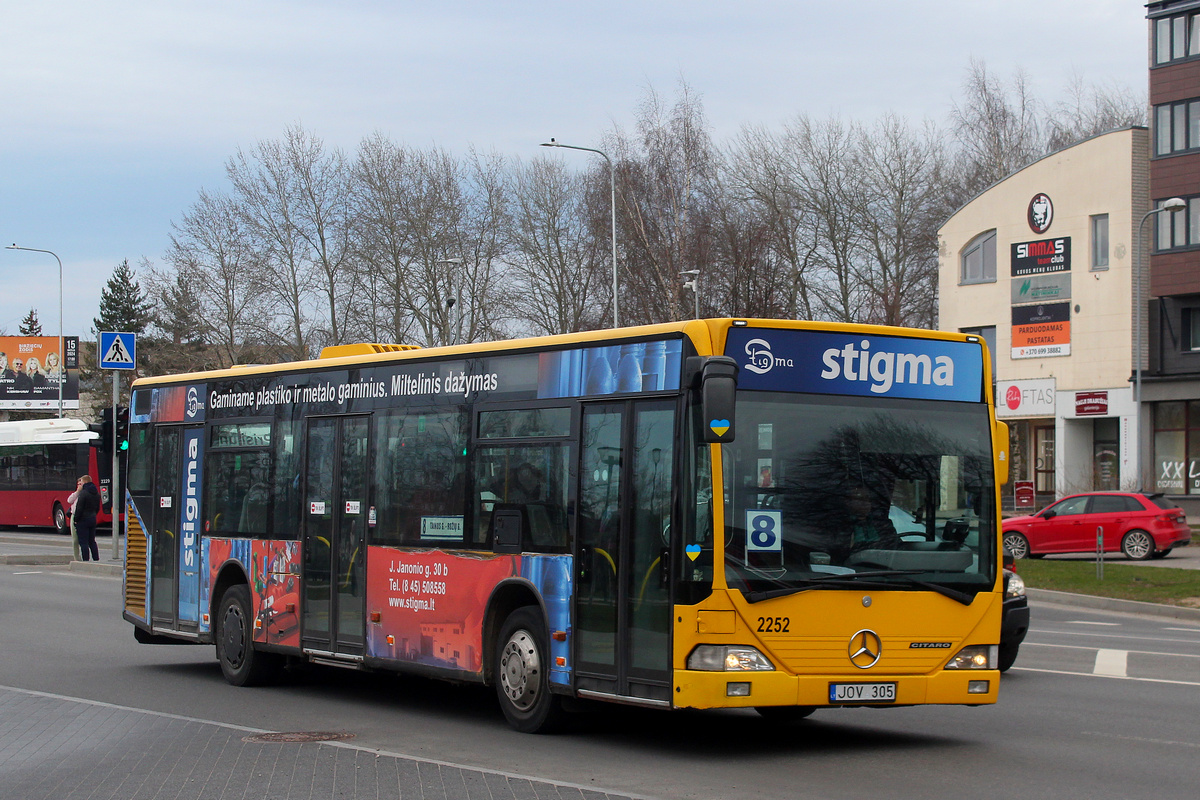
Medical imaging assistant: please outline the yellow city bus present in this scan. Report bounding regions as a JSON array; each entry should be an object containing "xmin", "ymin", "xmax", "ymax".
[{"xmin": 121, "ymin": 318, "xmax": 1008, "ymax": 732}]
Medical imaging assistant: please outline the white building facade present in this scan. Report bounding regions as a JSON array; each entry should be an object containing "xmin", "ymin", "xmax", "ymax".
[{"xmin": 938, "ymin": 128, "xmax": 1149, "ymax": 509}]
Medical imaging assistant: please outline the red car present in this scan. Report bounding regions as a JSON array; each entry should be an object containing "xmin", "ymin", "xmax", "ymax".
[{"xmin": 1002, "ymin": 492, "xmax": 1191, "ymax": 561}]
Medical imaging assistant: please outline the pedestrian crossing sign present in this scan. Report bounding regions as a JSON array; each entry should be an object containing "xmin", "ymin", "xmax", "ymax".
[{"xmin": 99, "ymin": 331, "xmax": 137, "ymax": 370}]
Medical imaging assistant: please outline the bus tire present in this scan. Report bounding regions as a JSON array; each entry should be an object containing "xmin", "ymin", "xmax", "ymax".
[
  {"xmin": 495, "ymin": 607, "xmax": 563, "ymax": 733},
  {"xmin": 53, "ymin": 503, "xmax": 68, "ymax": 536},
  {"xmin": 755, "ymin": 706, "xmax": 816, "ymax": 722},
  {"xmin": 216, "ymin": 584, "xmax": 279, "ymax": 687},
  {"xmin": 998, "ymin": 642, "xmax": 1020, "ymax": 672}
]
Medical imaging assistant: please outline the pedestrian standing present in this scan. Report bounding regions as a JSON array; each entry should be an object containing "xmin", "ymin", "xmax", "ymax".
[
  {"xmin": 74, "ymin": 475, "xmax": 102, "ymax": 562},
  {"xmin": 66, "ymin": 476, "xmax": 84, "ymax": 561}
]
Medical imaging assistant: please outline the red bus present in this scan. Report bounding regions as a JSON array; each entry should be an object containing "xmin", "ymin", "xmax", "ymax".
[{"xmin": 0, "ymin": 418, "xmax": 114, "ymax": 532}]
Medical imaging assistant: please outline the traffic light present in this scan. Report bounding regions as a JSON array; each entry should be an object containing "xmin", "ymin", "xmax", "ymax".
[
  {"xmin": 98, "ymin": 407, "xmax": 113, "ymax": 447},
  {"xmin": 116, "ymin": 405, "xmax": 129, "ymax": 452}
]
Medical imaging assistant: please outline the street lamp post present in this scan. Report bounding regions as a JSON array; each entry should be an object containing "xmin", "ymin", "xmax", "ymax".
[
  {"xmin": 540, "ymin": 138, "xmax": 620, "ymax": 328},
  {"xmin": 6, "ymin": 244, "xmax": 64, "ymax": 418},
  {"xmin": 437, "ymin": 257, "xmax": 464, "ymax": 346},
  {"xmin": 1135, "ymin": 197, "xmax": 1186, "ymax": 490},
  {"xmin": 680, "ymin": 269, "xmax": 700, "ymax": 319}
]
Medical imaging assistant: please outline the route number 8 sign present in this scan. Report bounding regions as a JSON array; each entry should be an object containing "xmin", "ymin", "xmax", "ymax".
[{"xmin": 746, "ymin": 510, "xmax": 783, "ymax": 552}]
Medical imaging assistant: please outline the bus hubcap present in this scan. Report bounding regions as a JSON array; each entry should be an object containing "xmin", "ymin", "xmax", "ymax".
[
  {"xmin": 223, "ymin": 607, "xmax": 246, "ymax": 668},
  {"xmin": 499, "ymin": 630, "xmax": 540, "ymax": 711}
]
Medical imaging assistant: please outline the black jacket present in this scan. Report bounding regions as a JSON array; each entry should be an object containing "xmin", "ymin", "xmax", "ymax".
[{"xmin": 75, "ymin": 483, "xmax": 101, "ymax": 524}]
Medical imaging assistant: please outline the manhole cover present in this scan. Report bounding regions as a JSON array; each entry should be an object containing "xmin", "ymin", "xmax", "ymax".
[{"xmin": 243, "ymin": 731, "xmax": 356, "ymax": 743}]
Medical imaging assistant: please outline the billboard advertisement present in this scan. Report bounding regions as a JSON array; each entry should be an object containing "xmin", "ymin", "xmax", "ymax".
[
  {"xmin": 0, "ymin": 336, "xmax": 80, "ymax": 410},
  {"xmin": 1011, "ymin": 303, "xmax": 1071, "ymax": 359}
]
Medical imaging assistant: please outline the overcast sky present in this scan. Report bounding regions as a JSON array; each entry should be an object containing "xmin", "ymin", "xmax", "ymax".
[{"xmin": 0, "ymin": 0, "xmax": 1146, "ymax": 340}]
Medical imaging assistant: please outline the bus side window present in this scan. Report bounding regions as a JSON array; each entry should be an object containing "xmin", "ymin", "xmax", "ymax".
[{"xmin": 474, "ymin": 445, "xmax": 569, "ymax": 552}]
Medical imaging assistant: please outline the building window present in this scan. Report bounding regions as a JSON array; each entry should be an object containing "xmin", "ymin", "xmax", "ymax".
[
  {"xmin": 960, "ymin": 230, "xmax": 996, "ymax": 285},
  {"xmin": 1183, "ymin": 308, "xmax": 1200, "ymax": 351},
  {"xmin": 1154, "ymin": 196, "xmax": 1200, "ymax": 251},
  {"xmin": 1090, "ymin": 214, "xmax": 1109, "ymax": 269},
  {"xmin": 1153, "ymin": 98, "xmax": 1200, "ymax": 156},
  {"xmin": 1155, "ymin": 12, "xmax": 1200, "ymax": 65}
]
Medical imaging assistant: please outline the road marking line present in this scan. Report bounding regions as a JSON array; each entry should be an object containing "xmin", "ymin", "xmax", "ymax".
[
  {"xmin": 1010, "ymin": 666, "xmax": 1200, "ymax": 687},
  {"xmin": 1027, "ymin": 628, "xmax": 1200, "ymax": 645},
  {"xmin": 1163, "ymin": 627, "xmax": 1200, "ymax": 633},
  {"xmin": 1094, "ymin": 649, "xmax": 1128, "ymax": 677},
  {"xmin": 1023, "ymin": 641, "xmax": 1200, "ymax": 659},
  {"xmin": 1066, "ymin": 621, "xmax": 1120, "ymax": 626},
  {"xmin": 1083, "ymin": 731, "xmax": 1200, "ymax": 749},
  {"xmin": 11, "ymin": 571, "xmax": 42, "ymax": 575}
]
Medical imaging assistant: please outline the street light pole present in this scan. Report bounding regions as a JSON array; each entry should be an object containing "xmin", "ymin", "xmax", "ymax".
[
  {"xmin": 6, "ymin": 244, "xmax": 64, "ymax": 418},
  {"xmin": 540, "ymin": 139, "xmax": 620, "ymax": 328},
  {"xmin": 437, "ymin": 257, "xmax": 464, "ymax": 346},
  {"xmin": 680, "ymin": 269, "xmax": 700, "ymax": 319},
  {"xmin": 1135, "ymin": 197, "xmax": 1186, "ymax": 490}
]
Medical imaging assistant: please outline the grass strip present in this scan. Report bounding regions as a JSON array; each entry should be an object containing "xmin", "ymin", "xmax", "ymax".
[{"xmin": 1017, "ymin": 558, "xmax": 1200, "ymax": 607}]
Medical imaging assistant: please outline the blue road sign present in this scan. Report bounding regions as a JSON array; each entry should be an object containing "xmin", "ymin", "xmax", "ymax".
[{"xmin": 99, "ymin": 332, "xmax": 137, "ymax": 370}]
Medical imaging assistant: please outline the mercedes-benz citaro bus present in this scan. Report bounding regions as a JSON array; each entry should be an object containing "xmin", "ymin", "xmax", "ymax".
[{"xmin": 121, "ymin": 319, "xmax": 1008, "ymax": 732}]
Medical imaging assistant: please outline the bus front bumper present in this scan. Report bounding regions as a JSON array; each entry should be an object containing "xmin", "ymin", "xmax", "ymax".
[{"xmin": 672, "ymin": 668, "xmax": 999, "ymax": 710}]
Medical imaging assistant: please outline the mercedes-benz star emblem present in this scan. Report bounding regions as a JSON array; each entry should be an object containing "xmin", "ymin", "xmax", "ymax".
[{"xmin": 849, "ymin": 629, "xmax": 883, "ymax": 669}]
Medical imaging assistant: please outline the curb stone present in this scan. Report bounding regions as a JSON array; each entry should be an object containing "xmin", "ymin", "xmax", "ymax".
[{"xmin": 1026, "ymin": 587, "xmax": 1200, "ymax": 622}]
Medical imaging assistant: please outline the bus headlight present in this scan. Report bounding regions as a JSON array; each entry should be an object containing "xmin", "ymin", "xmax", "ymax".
[
  {"xmin": 687, "ymin": 645, "xmax": 775, "ymax": 671},
  {"xmin": 1005, "ymin": 571, "xmax": 1026, "ymax": 599},
  {"xmin": 945, "ymin": 645, "xmax": 997, "ymax": 670}
]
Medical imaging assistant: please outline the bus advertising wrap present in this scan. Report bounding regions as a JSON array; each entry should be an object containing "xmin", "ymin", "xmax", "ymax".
[
  {"xmin": 0, "ymin": 335, "xmax": 80, "ymax": 410},
  {"xmin": 726, "ymin": 328, "xmax": 984, "ymax": 402}
]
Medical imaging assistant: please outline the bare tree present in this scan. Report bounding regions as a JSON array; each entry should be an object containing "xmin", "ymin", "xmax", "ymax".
[
  {"xmin": 853, "ymin": 115, "xmax": 947, "ymax": 328},
  {"xmin": 1046, "ymin": 73, "xmax": 1147, "ymax": 152},
  {"xmin": 950, "ymin": 59, "xmax": 1044, "ymax": 202},
  {"xmin": 725, "ymin": 124, "xmax": 819, "ymax": 320},
  {"xmin": 161, "ymin": 188, "xmax": 265, "ymax": 367},
  {"xmin": 506, "ymin": 155, "xmax": 607, "ymax": 334},
  {"xmin": 226, "ymin": 126, "xmax": 354, "ymax": 360},
  {"xmin": 605, "ymin": 80, "xmax": 717, "ymax": 324}
]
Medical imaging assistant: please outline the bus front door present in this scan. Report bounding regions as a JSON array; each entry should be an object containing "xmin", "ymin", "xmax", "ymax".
[
  {"xmin": 150, "ymin": 427, "xmax": 181, "ymax": 629},
  {"xmin": 302, "ymin": 416, "xmax": 369, "ymax": 657},
  {"xmin": 576, "ymin": 400, "xmax": 675, "ymax": 704},
  {"xmin": 149, "ymin": 424, "xmax": 204, "ymax": 632}
]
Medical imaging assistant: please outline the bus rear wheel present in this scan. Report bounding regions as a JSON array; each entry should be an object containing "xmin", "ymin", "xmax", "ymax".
[
  {"xmin": 495, "ymin": 607, "xmax": 563, "ymax": 733},
  {"xmin": 216, "ymin": 584, "xmax": 280, "ymax": 686},
  {"xmin": 53, "ymin": 503, "xmax": 68, "ymax": 536}
]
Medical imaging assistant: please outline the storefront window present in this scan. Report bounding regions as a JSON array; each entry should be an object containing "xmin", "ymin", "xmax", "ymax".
[{"xmin": 1153, "ymin": 402, "xmax": 1195, "ymax": 494}]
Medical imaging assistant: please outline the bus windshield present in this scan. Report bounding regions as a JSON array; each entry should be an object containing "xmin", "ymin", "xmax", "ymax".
[{"xmin": 723, "ymin": 392, "xmax": 996, "ymax": 600}]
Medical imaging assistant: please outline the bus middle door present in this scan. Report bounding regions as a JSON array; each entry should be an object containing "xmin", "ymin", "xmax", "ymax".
[
  {"xmin": 576, "ymin": 400, "xmax": 675, "ymax": 705},
  {"xmin": 302, "ymin": 416, "xmax": 369, "ymax": 657}
]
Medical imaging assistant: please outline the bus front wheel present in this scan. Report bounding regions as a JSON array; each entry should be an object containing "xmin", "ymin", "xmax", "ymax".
[
  {"xmin": 216, "ymin": 584, "xmax": 279, "ymax": 686},
  {"xmin": 53, "ymin": 503, "xmax": 68, "ymax": 536},
  {"xmin": 495, "ymin": 607, "xmax": 563, "ymax": 733}
]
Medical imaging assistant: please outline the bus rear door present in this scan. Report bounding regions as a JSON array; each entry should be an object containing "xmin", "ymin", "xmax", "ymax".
[{"xmin": 576, "ymin": 400, "xmax": 675, "ymax": 705}]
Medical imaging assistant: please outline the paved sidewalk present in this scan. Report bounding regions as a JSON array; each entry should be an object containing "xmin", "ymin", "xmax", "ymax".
[{"xmin": 0, "ymin": 686, "xmax": 645, "ymax": 800}]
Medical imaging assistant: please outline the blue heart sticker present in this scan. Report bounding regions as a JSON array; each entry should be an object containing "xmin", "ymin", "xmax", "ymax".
[
  {"xmin": 685, "ymin": 544, "xmax": 702, "ymax": 561},
  {"xmin": 709, "ymin": 419, "xmax": 730, "ymax": 436}
]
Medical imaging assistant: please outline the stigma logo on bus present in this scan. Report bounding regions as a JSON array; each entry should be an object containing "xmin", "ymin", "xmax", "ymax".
[
  {"xmin": 726, "ymin": 329, "xmax": 983, "ymax": 403},
  {"xmin": 820, "ymin": 340, "xmax": 954, "ymax": 394}
]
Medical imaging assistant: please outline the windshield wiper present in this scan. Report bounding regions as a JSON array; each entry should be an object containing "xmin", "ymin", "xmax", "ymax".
[{"xmin": 744, "ymin": 570, "xmax": 975, "ymax": 606}]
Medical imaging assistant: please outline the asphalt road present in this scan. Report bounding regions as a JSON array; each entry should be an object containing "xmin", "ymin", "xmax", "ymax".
[{"xmin": 2, "ymin": 562, "xmax": 1199, "ymax": 800}]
